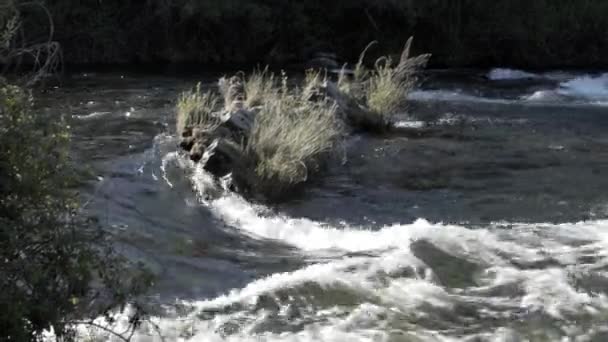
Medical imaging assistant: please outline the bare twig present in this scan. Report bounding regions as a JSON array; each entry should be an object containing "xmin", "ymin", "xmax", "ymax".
[{"xmin": 1, "ymin": 0, "xmax": 62, "ymax": 85}]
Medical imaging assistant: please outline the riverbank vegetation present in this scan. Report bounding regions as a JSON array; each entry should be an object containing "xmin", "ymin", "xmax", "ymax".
[
  {"xmin": 1, "ymin": 4, "xmax": 152, "ymax": 341},
  {"xmin": 29, "ymin": 0, "xmax": 608, "ymax": 69},
  {"xmin": 0, "ymin": 82, "xmax": 153, "ymax": 341}
]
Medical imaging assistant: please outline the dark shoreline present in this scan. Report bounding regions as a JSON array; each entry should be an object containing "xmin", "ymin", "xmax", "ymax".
[{"xmin": 11, "ymin": 1, "xmax": 608, "ymax": 72}]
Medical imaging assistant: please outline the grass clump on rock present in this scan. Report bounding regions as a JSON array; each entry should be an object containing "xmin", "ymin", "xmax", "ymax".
[
  {"xmin": 339, "ymin": 37, "xmax": 430, "ymax": 131},
  {"xmin": 176, "ymin": 71, "xmax": 341, "ymax": 200},
  {"xmin": 176, "ymin": 38, "xmax": 429, "ymax": 200}
]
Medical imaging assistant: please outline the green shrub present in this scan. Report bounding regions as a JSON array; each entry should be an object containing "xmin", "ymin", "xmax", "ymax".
[{"xmin": 0, "ymin": 85, "xmax": 152, "ymax": 341}]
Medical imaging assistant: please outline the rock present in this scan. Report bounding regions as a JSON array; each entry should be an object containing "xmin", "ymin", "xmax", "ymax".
[
  {"xmin": 181, "ymin": 126, "xmax": 193, "ymax": 138},
  {"xmin": 189, "ymin": 141, "xmax": 205, "ymax": 162},
  {"xmin": 220, "ymin": 108, "xmax": 256, "ymax": 136},
  {"xmin": 202, "ymin": 138, "xmax": 244, "ymax": 177},
  {"xmin": 180, "ymin": 137, "xmax": 195, "ymax": 151}
]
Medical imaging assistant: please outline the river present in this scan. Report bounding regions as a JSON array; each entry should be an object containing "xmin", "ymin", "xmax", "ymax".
[{"xmin": 37, "ymin": 68, "xmax": 608, "ymax": 341}]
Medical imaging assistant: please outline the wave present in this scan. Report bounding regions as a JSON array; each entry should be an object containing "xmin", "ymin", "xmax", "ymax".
[{"xmin": 63, "ymin": 162, "xmax": 608, "ymax": 341}]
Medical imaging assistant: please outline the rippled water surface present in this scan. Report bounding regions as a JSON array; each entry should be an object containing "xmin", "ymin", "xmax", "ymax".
[{"xmin": 38, "ymin": 69, "xmax": 608, "ymax": 341}]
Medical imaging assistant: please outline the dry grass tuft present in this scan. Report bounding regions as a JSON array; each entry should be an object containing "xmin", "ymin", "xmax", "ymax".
[
  {"xmin": 244, "ymin": 67, "xmax": 276, "ymax": 108},
  {"xmin": 243, "ymin": 86, "xmax": 339, "ymax": 195},
  {"xmin": 366, "ymin": 57, "xmax": 406, "ymax": 120},
  {"xmin": 366, "ymin": 37, "xmax": 430, "ymax": 119},
  {"xmin": 176, "ymin": 83, "xmax": 220, "ymax": 135},
  {"xmin": 339, "ymin": 37, "xmax": 430, "ymax": 129}
]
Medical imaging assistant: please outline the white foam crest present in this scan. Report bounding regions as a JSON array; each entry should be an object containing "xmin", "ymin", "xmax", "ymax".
[
  {"xmin": 59, "ymin": 248, "xmax": 450, "ymax": 341},
  {"xmin": 507, "ymin": 219, "xmax": 608, "ymax": 263},
  {"xmin": 194, "ymin": 255, "xmax": 393, "ymax": 309},
  {"xmin": 394, "ymin": 120, "xmax": 426, "ymax": 129},
  {"xmin": 72, "ymin": 111, "xmax": 111, "ymax": 120},
  {"xmin": 65, "ymin": 304, "xmax": 395, "ymax": 342},
  {"xmin": 197, "ymin": 172, "xmax": 608, "ymax": 267},
  {"xmin": 207, "ymin": 191, "xmax": 537, "ymax": 265},
  {"xmin": 477, "ymin": 266, "xmax": 608, "ymax": 319},
  {"xmin": 522, "ymin": 89, "xmax": 568, "ymax": 103},
  {"xmin": 487, "ymin": 68, "xmax": 538, "ymax": 81},
  {"xmin": 558, "ymin": 73, "xmax": 608, "ymax": 100},
  {"xmin": 408, "ymin": 90, "xmax": 510, "ymax": 104}
]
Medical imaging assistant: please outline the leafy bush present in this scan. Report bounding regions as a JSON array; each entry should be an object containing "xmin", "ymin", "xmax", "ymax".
[{"xmin": 0, "ymin": 84, "xmax": 152, "ymax": 341}]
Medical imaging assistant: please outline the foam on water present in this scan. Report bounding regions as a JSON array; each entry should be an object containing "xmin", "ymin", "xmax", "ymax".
[
  {"xmin": 411, "ymin": 88, "xmax": 608, "ymax": 107},
  {"xmin": 394, "ymin": 120, "xmax": 426, "ymax": 129},
  {"xmin": 414, "ymin": 69, "xmax": 608, "ymax": 107}
]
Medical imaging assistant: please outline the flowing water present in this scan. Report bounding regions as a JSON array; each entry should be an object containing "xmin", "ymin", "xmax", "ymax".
[{"xmin": 37, "ymin": 69, "xmax": 608, "ymax": 341}]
